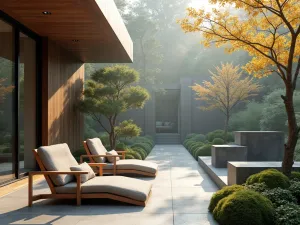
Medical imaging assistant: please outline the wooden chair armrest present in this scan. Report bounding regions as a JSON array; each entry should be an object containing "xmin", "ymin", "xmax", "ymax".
[
  {"xmin": 80, "ymin": 154, "xmax": 120, "ymax": 163},
  {"xmin": 29, "ymin": 171, "xmax": 88, "ymax": 176},
  {"xmin": 87, "ymin": 163, "xmax": 106, "ymax": 176},
  {"xmin": 116, "ymin": 151, "xmax": 126, "ymax": 159}
]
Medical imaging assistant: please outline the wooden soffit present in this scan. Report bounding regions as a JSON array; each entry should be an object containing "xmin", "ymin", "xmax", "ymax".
[{"xmin": 0, "ymin": 0, "xmax": 133, "ymax": 63}]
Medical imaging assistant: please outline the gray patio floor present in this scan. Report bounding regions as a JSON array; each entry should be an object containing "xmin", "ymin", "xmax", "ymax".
[{"xmin": 0, "ymin": 145, "xmax": 218, "ymax": 225}]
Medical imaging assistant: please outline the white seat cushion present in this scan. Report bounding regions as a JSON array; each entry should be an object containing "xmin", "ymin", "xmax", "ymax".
[
  {"xmin": 70, "ymin": 162, "xmax": 96, "ymax": 183},
  {"xmin": 104, "ymin": 159, "xmax": 158, "ymax": 174},
  {"xmin": 38, "ymin": 143, "xmax": 78, "ymax": 186},
  {"xmin": 86, "ymin": 138, "xmax": 107, "ymax": 163},
  {"xmin": 55, "ymin": 176, "xmax": 152, "ymax": 202}
]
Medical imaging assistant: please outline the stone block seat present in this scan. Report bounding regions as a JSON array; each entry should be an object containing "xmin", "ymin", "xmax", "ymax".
[
  {"xmin": 29, "ymin": 143, "xmax": 152, "ymax": 207},
  {"xmin": 212, "ymin": 145, "xmax": 247, "ymax": 168},
  {"xmin": 83, "ymin": 138, "xmax": 158, "ymax": 177}
]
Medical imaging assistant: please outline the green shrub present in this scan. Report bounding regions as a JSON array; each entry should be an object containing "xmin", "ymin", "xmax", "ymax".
[
  {"xmin": 125, "ymin": 149, "xmax": 142, "ymax": 160},
  {"xmin": 212, "ymin": 138, "xmax": 225, "ymax": 145},
  {"xmin": 209, "ymin": 185, "xmax": 245, "ymax": 212},
  {"xmin": 186, "ymin": 141, "xmax": 196, "ymax": 150},
  {"xmin": 207, "ymin": 130, "xmax": 234, "ymax": 142},
  {"xmin": 115, "ymin": 142, "xmax": 128, "ymax": 150},
  {"xmin": 125, "ymin": 154, "xmax": 135, "ymax": 159},
  {"xmin": 186, "ymin": 133, "xmax": 197, "ymax": 139},
  {"xmin": 261, "ymin": 188, "xmax": 297, "ymax": 207},
  {"xmin": 290, "ymin": 171, "xmax": 300, "ymax": 181},
  {"xmin": 191, "ymin": 134, "xmax": 206, "ymax": 142},
  {"xmin": 289, "ymin": 181, "xmax": 300, "ymax": 203},
  {"xmin": 131, "ymin": 143, "xmax": 152, "ymax": 154},
  {"xmin": 194, "ymin": 144, "xmax": 212, "ymax": 159},
  {"xmin": 190, "ymin": 142, "xmax": 204, "ymax": 153},
  {"xmin": 246, "ymin": 169, "xmax": 290, "ymax": 189},
  {"xmin": 213, "ymin": 190, "xmax": 275, "ymax": 225},
  {"xmin": 245, "ymin": 182, "xmax": 269, "ymax": 193},
  {"xmin": 275, "ymin": 203, "xmax": 300, "ymax": 225},
  {"xmin": 131, "ymin": 147, "xmax": 147, "ymax": 160}
]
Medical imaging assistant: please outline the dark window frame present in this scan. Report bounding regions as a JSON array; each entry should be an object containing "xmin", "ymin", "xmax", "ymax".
[{"xmin": 0, "ymin": 10, "xmax": 42, "ymax": 184}]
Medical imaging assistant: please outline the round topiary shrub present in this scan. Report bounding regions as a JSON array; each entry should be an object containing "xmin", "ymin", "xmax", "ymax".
[
  {"xmin": 213, "ymin": 190, "xmax": 275, "ymax": 225},
  {"xmin": 245, "ymin": 182, "xmax": 269, "ymax": 193},
  {"xmin": 209, "ymin": 185, "xmax": 245, "ymax": 212},
  {"xmin": 186, "ymin": 141, "xmax": 197, "ymax": 151},
  {"xmin": 191, "ymin": 134, "xmax": 206, "ymax": 142},
  {"xmin": 186, "ymin": 133, "xmax": 197, "ymax": 139},
  {"xmin": 125, "ymin": 149, "xmax": 142, "ymax": 160},
  {"xmin": 275, "ymin": 203, "xmax": 300, "ymax": 225},
  {"xmin": 194, "ymin": 144, "xmax": 212, "ymax": 159},
  {"xmin": 212, "ymin": 138, "xmax": 225, "ymax": 145},
  {"xmin": 131, "ymin": 147, "xmax": 147, "ymax": 160},
  {"xmin": 261, "ymin": 188, "xmax": 297, "ymax": 207},
  {"xmin": 115, "ymin": 142, "xmax": 128, "ymax": 150},
  {"xmin": 207, "ymin": 130, "xmax": 234, "ymax": 142},
  {"xmin": 289, "ymin": 181, "xmax": 300, "ymax": 203},
  {"xmin": 290, "ymin": 171, "xmax": 300, "ymax": 181},
  {"xmin": 125, "ymin": 154, "xmax": 135, "ymax": 159},
  {"xmin": 190, "ymin": 142, "xmax": 204, "ymax": 153},
  {"xmin": 131, "ymin": 143, "xmax": 152, "ymax": 154},
  {"xmin": 246, "ymin": 169, "xmax": 290, "ymax": 189}
]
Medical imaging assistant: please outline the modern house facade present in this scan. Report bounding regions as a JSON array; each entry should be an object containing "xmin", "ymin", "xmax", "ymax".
[{"xmin": 0, "ymin": 0, "xmax": 132, "ymax": 185}]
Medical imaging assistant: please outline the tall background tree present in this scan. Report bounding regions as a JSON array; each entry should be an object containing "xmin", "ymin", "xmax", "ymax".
[
  {"xmin": 179, "ymin": 0, "xmax": 300, "ymax": 175},
  {"xmin": 191, "ymin": 63, "xmax": 260, "ymax": 140},
  {"xmin": 78, "ymin": 65, "xmax": 150, "ymax": 149}
]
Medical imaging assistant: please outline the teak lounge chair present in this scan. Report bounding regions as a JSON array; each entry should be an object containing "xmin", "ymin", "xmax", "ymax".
[
  {"xmin": 83, "ymin": 138, "xmax": 158, "ymax": 177},
  {"xmin": 29, "ymin": 143, "xmax": 152, "ymax": 206}
]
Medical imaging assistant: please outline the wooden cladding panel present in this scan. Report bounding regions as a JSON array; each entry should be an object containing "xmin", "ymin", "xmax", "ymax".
[{"xmin": 43, "ymin": 39, "xmax": 84, "ymax": 151}]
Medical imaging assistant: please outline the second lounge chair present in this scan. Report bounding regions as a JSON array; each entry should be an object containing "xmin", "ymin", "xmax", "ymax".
[{"xmin": 83, "ymin": 138, "xmax": 158, "ymax": 177}]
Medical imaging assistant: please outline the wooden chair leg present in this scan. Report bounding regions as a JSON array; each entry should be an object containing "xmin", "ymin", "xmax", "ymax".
[
  {"xmin": 76, "ymin": 175, "xmax": 81, "ymax": 206},
  {"xmin": 28, "ymin": 173, "xmax": 33, "ymax": 207}
]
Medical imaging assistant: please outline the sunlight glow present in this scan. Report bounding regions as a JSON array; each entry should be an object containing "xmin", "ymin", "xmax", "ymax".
[{"xmin": 188, "ymin": 0, "xmax": 216, "ymax": 10}]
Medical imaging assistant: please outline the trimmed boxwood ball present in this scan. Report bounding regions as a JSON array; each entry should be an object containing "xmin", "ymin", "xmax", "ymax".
[
  {"xmin": 213, "ymin": 190, "xmax": 275, "ymax": 225},
  {"xmin": 131, "ymin": 143, "xmax": 151, "ymax": 154},
  {"xmin": 125, "ymin": 154, "xmax": 135, "ymax": 159},
  {"xmin": 115, "ymin": 142, "xmax": 128, "ymax": 150},
  {"xmin": 190, "ymin": 142, "xmax": 204, "ymax": 153},
  {"xmin": 261, "ymin": 188, "xmax": 297, "ymax": 207},
  {"xmin": 289, "ymin": 181, "xmax": 300, "ymax": 203},
  {"xmin": 131, "ymin": 147, "xmax": 147, "ymax": 160},
  {"xmin": 246, "ymin": 169, "xmax": 290, "ymax": 189},
  {"xmin": 125, "ymin": 149, "xmax": 142, "ymax": 160},
  {"xmin": 194, "ymin": 144, "xmax": 212, "ymax": 159},
  {"xmin": 209, "ymin": 184, "xmax": 245, "ymax": 212},
  {"xmin": 275, "ymin": 203, "xmax": 300, "ymax": 225},
  {"xmin": 186, "ymin": 133, "xmax": 197, "ymax": 139},
  {"xmin": 290, "ymin": 171, "xmax": 300, "ymax": 181},
  {"xmin": 186, "ymin": 141, "xmax": 197, "ymax": 150},
  {"xmin": 191, "ymin": 134, "xmax": 206, "ymax": 142},
  {"xmin": 212, "ymin": 138, "xmax": 225, "ymax": 145}
]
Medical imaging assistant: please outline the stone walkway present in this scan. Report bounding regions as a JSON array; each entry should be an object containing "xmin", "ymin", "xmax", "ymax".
[{"xmin": 0, "ymin": 145, "xmax": 218, "ymax": 225}]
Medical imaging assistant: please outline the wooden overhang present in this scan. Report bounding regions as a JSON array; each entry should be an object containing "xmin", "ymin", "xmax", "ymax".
[{"xmin": 0, "ymin": 0, "xmax": 133, "ymax": 63}]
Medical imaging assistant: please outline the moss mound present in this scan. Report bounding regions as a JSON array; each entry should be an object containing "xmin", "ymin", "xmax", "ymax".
[
  {"xmin": 246, "ymin": 169, "xmax": 290, "ymax": 189},
  {"xmin": 209, "ymin": 185, "xmax": 245, "ymax": 212},
  {"xmin": 213, "ymin": 190, "xmax": 275, "ymax": 225},
  {"xmin": 194, "ymin": 144, "xmax": 212, "ymax": 159}
]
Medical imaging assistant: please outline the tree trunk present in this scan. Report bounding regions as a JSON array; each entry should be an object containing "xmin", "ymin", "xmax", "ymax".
[
  {"xmin": 282, "ymin": 83, "xmax": 299, "ymax": 176},
  {"xmin": 224, "ymin": 113, "xmax": 230, "ymax": 143}
]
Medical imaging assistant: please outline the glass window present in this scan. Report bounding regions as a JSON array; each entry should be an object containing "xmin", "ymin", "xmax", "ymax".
[{"xmin": 0, "ymin": 19, "xmax": 15, "ymax": 184}]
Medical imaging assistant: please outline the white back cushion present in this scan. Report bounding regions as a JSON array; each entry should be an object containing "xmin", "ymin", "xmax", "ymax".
[
  {"xmin": 86, "ymin": 138, "xmax": 107, "ymax": 163},
  {"xmin": 38, "ymin": 143, "xmax": 78, "ymax": 186}
]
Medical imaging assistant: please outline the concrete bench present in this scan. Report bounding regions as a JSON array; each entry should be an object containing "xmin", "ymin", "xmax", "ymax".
[
  {"xmin": 212, "ymin": 145, "xmax": 247, "ymax": 168},
  {"xmin": 228, "ymin": 161, "xmax": 300, "ymax": 185}
]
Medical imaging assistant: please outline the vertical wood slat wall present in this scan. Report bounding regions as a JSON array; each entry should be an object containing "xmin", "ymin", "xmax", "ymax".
[{"xmin": 42, "ymin": 38, "xmax": 84, "ymax": 151}]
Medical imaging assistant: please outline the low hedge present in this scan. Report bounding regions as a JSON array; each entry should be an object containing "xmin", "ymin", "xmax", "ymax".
[
  {"xmin": 131, "ymin": 143, "xmax": 152, "ymax": 154},
  {"xmin": 213, "ymin": 190, "xmax": 275, "ymax": 225},
  {"xmin": 125, "ymin": 149, "xmax": 142, "ymax": 160},
  {"xmin": 209, "ymin": 184, "xmax": 245, "ymax": 212},
  {"xmin": 246, "ymin": 169, "xmax": 290, "ymax": 189}
]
